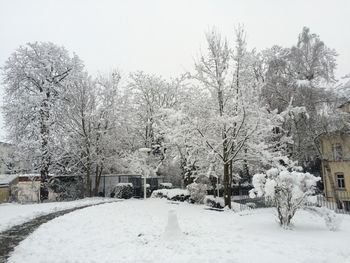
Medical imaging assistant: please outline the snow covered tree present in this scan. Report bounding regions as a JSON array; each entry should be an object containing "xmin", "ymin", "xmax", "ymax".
[
  {"xmin": 154, "ymin": 106, "xmax": 205, "ymax": 187},
  {"xmin": 250, "ymin": 164, "xmax": 320, "ymax": 228},
  {"xmin": 58, "ymin": 70, "xmax": 124, "ymax": 196},
  {"xmin": 191, "ymin": 28, "xmax": 284, "ymax": 208},
  {"xmin": 128, "ymin": 72, "xmax": 182, "ymax": 148},
  {"xmin": 126, "ymin": 72, "xmax": 188, "ymax": 179},
  {"xmin": 91, "ymin": 71, "xmax": 123, "ymax": 195},
  {"xmin": 259, "ymin": 27, "xmax": 339, "ymax": 170},
  {"xmin": 191, "ymin": 29, "xmax": 236, "ymax": 208},
  {"xmin": 2, "ymin": 42, "xmax": 83, "ymax": 199}
]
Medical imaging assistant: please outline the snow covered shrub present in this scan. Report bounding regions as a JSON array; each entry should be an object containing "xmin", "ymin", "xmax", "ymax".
[
  {"xmin": 112, "ymin": 183, "xmax": 133, "ymax": 199},
  {"xmin": 187, "ymin": 182, "xmax": 207, "ymax": 204},
  {"xmin": 151, "ymin": 189, "xmax": 167, "ymax": 198},
  {"xmin": 159, "ymin": 183, "xmax": 173, "ymax": 189},
  {"xmin": 304, "ymin": 206, "xmax": 342, "ymax": 231},
  {"xmin": 151, "ymin": 189, "xmax": 190, "ymax": 202},
  {"xmin": 250, "ymin": 167, "xmax": 320, "ymax": 228},
  {"xmin": 204, "ymin": 195, "xmax": 225, "ymax": 209}
]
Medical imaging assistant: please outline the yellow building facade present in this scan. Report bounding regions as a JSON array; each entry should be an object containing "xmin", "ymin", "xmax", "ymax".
[{"xmin": 320, "ymin": 103, "xmax": 350, "ymax": 210}]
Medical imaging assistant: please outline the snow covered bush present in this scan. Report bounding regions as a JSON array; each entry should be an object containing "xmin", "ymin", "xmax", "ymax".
[
  {"xmin": 111, "ymin": 183, "xmax": 133, "ymax": 199},
  {"xmin": 304, "ymin": 206, "xmax": 342, "ymax": 231},
  {"xmin": 151, "ymin": 189, "xmax": 167, "ymax": 198},
  {"xmin": 204, "ymin": 195, "xmax": 225, "ymax": 209},
  {"xmin": 250, "ymin": 167, "xmax": 320, "ymax": 228},
  {"xmin": 160, "ymin": 183, "xmax": 173, "ymax": 189},
  {"xmin": 187, "ymin": 182, "xmax": 207, "ymax": 204},
  {"xmin": 151, "ymin": 189, "xmax": 190, "ymax": 202}
]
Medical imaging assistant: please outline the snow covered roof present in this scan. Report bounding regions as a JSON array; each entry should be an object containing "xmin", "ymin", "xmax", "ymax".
[
  {"xmin": 18, "ymin": 173, "xmax": 57, "ymax": 178},
  {"xmin": 0, "ymin": 174, "xmax": 18, "ymax": 186},
  {"xmin": 139, "ymin": 148, "xmax": 152, "ymax": 153},
  {"xmin": 100, "ymin": 174, "xmax": 164, "ymax": 178},
  {"xmin": 18, "ymin": 174, "xmax": 41, "ymax": 177}
]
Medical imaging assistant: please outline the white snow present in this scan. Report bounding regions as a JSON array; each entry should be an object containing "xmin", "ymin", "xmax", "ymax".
[
  {"xmin": 0, "ymin": 197, "xmax": 114, "ymax": 232},
  {"xmin": 7, "ymin": 199, "xmax": 350, "ymax": 263}
]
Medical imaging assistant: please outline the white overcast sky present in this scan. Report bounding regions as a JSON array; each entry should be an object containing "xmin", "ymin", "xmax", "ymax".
[{"xmin": 0, "ymin": 0, "xmax": 349, "ymax": 141}]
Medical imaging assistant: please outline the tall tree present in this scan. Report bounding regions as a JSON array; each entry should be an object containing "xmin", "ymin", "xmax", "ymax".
[
  {"xmin": 191, "ymin": 28, "xmax": 290, "ymax": 208},
  {"xmin": 192, "ymin": 29, "xmax": 249, "ymax": 208},
  {"xmin": 2, "ymin": 42, "xmax": 83, "ymax": 199},
  {"xmin": 58, "ymin": 71, "xmax": 123, "ymax": 196},
  {"xmin": 260, "ymin": 27, "xmax": 338, "ymax": 169}
]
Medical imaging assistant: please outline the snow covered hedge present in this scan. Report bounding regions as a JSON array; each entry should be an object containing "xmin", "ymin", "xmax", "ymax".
[
  {"xmin": 159, "ymin": 183, "xmax": 173, "ymax": 189},
  {"xmin": 204, "ymin": 195, "xmax": 225, "ymax": 209},
  {"xmin": 250, "ymin": 167, "xmax": 320, "ymax": 228},
  {"xmin": 151, "ymin": 188, "xmax": 190, "ymax": 201}
]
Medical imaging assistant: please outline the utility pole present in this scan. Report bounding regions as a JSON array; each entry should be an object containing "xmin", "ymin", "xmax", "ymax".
[{"xmin": 139, "ymin": 147, "xmax": 151, "ymax": 199}]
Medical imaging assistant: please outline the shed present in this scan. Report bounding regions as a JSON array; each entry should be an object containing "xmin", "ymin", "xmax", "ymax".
[{"xmin": 0, "ymin": 174, "xmax": 19, "ymax": 203}]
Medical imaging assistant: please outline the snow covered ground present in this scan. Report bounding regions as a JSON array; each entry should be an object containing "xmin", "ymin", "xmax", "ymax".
[
  {"xmin": 0, "ymin": 198, "xmax": 114, "ymax": 232},
  {"xmin": 7, "ymin": 199, "xmax": 350, "ymax": 263}
]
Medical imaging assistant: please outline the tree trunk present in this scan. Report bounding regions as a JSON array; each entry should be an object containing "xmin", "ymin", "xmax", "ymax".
[
  {"xmin": 85, "ymin": 167, "xmax": 91, "ymax": 197},
  {"xmin": 39, "ymin": 93, "xmax": 51, "ymax": 201},
  {"xmin": 84, "ymin": 152, "xmax": 92, "ymax": 197},
  {"xmin": 243, "ymin": 148, "xmax": 250, "ymax": 182},
  {"xmin": 93, "ymin": 165, "xmax": 103, "ymax": 196},
  {"xmin": 223, "ymin": 161, "xmax": 231, "ymax": 208},
  {"xmin": 229, "ymin": 159, "xmax": 233, "ymax": 184}
]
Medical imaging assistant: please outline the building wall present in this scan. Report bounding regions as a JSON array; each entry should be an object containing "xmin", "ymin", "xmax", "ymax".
[
  {"xmin": 321, "ymin": 135, "xmax": 350, "ymax": 161},
  {"xmin": 0, "ymin": 177, "xmax": 19, "ymax": 203},
  {"xmin": 321, "ymin": 134, "xmax": 350, "ymax": 201},
  {"xmin": 0, "ymin": 186, "xmax": 10, "ymax": 202},
  {"xmin": 340, "ymin": 103, "xmax": 350, "ymax": 113},
  {"xmin": 15, "ymin": 181, "xmax": 40, "ymax": 203}
]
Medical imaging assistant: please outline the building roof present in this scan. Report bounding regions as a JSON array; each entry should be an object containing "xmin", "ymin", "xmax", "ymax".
[{"xmin": 0, "ymin": 174, "xmax": 18, "ymax": 186}]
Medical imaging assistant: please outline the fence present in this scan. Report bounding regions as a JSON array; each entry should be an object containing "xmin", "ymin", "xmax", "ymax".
[
  {"xmin": 232, "ymin": 195, "xmax": 273, "ymax": 211},
  {"xmin": 315, "ymin": 192, "xmax": 350, "ymax": 214},
  {"xmin": 233, "ymin": 191, "xmax": 350, "ymax": 214}
]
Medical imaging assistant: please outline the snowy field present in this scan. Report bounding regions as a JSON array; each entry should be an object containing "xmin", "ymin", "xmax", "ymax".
[
  {"xmin": 7, "ymin": 199, "xmax": 350, "ymax": 263},
  {"xmin": 0, "ymin": 198, "xmax": 114, "ymax": 232}
]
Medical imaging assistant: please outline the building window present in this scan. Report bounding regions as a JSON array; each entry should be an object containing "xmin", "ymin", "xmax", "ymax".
[
  {"xmin": 332, "ymin": 143, "xmax": 343, "ymax": 161},
  {"xmin": 335, "ymin": 173, "xmax": 345, "ymax": 189}
]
